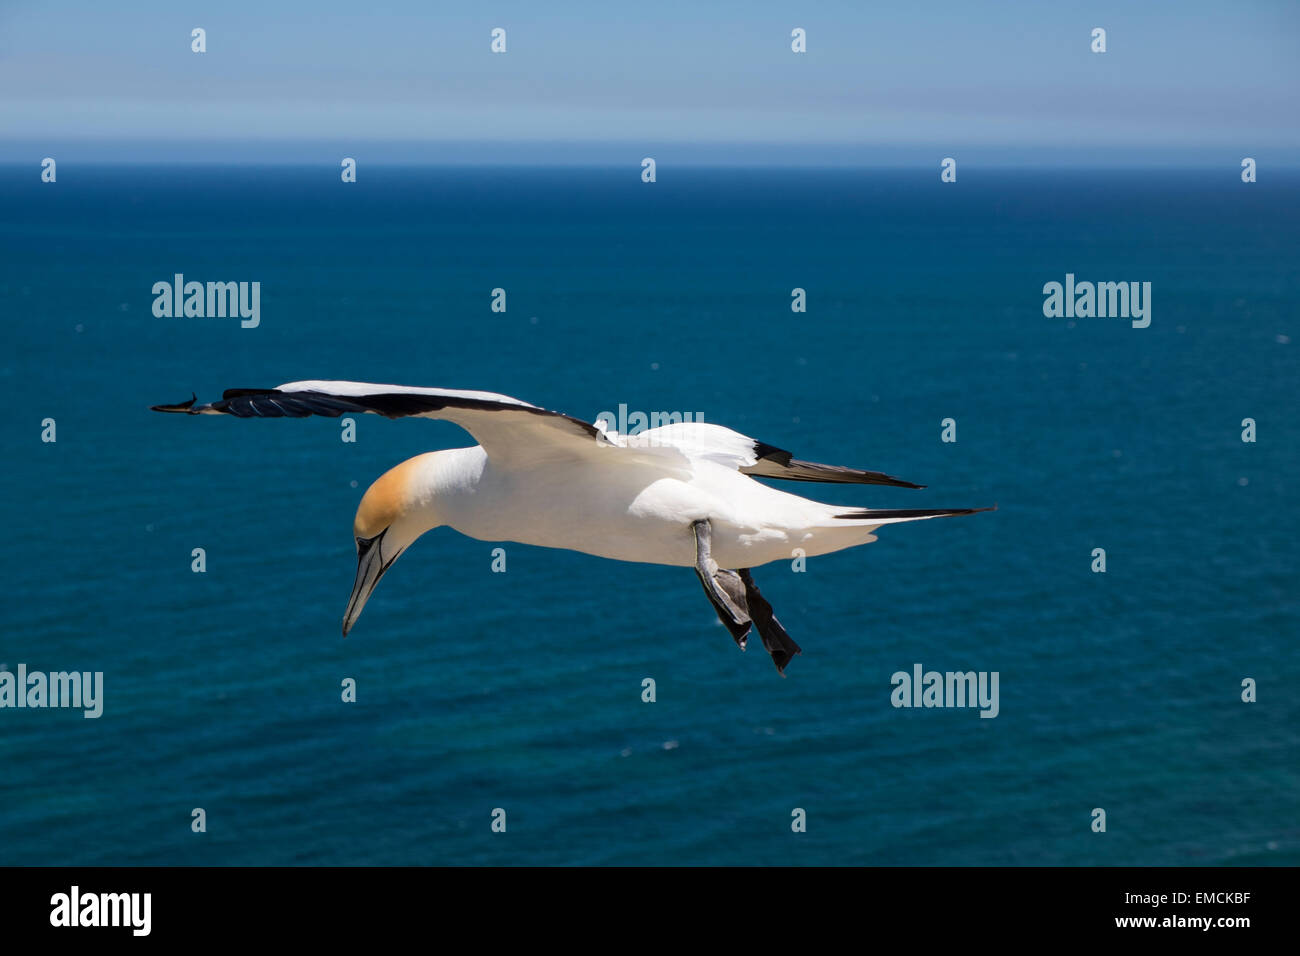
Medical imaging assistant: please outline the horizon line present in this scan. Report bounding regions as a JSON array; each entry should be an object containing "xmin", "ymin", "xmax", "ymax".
[{"xmin": 5, "ymin": 139, "xmax": 1299, "ymax": 171}]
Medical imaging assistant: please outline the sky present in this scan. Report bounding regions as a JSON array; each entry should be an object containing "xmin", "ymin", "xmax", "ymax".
[{"xmin": 1, "ymin": 0, "xmax": 1297, "ymax": 164}]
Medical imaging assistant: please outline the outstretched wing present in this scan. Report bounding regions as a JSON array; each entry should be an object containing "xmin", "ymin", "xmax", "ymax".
[
  {"xmin": 151, "ymin": 380, "xmax": 614, "ymax": 467},
  {"xmin": 618, "ymin": 421, "xmax": 924, "ymax": 489}
]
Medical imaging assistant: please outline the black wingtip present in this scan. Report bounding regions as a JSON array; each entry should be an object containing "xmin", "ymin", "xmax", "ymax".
[
  {"xmin": 866, "ymin": 471, "xmax": 927, "ymax": 489},
  {"xmin": 150, "ymin": 392, "xmax": 197, "ymax": 413},
  {"xmin": 864, "ymin": 473, "xmax": 925, "ymax": 490}
]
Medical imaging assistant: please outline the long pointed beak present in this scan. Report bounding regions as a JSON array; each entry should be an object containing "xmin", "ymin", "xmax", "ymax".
[{"xmin": 343, "ymin": 531, "xmax": 399, "ymax": 636}]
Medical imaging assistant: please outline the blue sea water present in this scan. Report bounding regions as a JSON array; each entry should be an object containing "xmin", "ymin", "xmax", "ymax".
[{"xmin": 0, "ymin": 164, "xmax": 1296, "ymax": 866}]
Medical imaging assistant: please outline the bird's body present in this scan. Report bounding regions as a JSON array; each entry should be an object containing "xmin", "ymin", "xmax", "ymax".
[
  {"xmin": 153, "ymin": 380, "xmax": 992, "ymax": 674},
  {"xmin": 416, "ymin": 443, "xmax": 882, "ymax": 569}
]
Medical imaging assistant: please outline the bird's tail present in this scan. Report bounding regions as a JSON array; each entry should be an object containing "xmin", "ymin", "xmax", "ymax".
[{"xmin": 831, "ymin": 505, "xmax": 996, "ymax": 525}]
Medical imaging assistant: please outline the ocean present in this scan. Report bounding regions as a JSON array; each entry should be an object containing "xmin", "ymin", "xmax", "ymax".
[{"xmin": 1, "ymin": 164, "xmax": 1296, "ymax": 865}]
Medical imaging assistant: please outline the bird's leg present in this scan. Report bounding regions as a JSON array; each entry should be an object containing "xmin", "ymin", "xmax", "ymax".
[
  {"xmin": 691, "ymin": 519, "xmax": 752, "ymax": 649},
  {"xmin": 738, "ymin": 569, "xmax": 802, "ymax": 676}
]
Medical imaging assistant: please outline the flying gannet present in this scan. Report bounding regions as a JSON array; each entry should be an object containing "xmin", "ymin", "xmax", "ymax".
[{"xmin": 152, "ymin": 382, "xmax": 992, "ymax": 674}]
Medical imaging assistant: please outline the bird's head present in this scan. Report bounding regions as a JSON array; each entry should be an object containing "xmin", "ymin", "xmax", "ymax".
[{"xmin": 343, "ymin": 453, "xmax": 444, "ymax": 636}]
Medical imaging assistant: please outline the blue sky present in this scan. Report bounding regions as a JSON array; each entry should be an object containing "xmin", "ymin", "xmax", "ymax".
[{"xmin": 1, "ymin": 0, "xmax": 1297, "ymax": 163}]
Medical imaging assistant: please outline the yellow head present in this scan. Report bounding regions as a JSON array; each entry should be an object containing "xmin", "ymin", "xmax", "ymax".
[{"xmin": 343, "ymin": 454, "xmax": 444, "ymax": 635}]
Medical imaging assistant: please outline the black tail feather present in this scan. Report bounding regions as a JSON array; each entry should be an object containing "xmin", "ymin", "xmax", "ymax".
[{"xmin": 833, "ymin": 505, "xmax": 996, "ymax": 520}]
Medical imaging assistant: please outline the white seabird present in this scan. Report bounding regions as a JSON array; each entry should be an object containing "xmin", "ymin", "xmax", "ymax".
[{"xmin": 153, "ymin": 381, "xmax": 992, "ymax": 674}]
